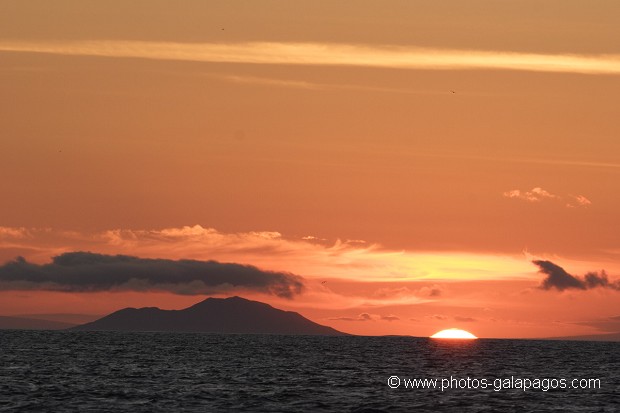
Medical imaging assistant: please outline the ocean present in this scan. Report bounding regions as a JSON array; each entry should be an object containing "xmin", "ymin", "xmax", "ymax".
[{"xmin": 1, "ymin": 331, "xmax": 617, "ymax": 412}]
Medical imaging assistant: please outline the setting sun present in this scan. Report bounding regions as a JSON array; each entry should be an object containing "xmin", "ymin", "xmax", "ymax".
[{"xmin": 431, "ymin": 328, "xmax": 478, "ymax": 339}]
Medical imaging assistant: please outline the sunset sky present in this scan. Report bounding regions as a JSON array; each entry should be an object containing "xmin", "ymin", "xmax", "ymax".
[{"xmin": 1, "ymin": 0, "xmax": 619, "ymax": 338}]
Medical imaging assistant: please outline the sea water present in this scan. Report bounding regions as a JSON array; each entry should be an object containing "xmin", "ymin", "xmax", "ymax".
[{"xmin": 0, "ymin": 331, "xmax": 617, "ymax": 412}]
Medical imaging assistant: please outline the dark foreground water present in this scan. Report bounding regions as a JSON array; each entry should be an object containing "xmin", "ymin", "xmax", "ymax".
[{"xmin": 0, "ymin": 331, "xmax": 617, "ymax": 412}]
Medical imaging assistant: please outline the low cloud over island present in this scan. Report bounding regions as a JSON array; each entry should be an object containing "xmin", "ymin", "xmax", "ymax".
[{"xmin": 0, "ymin": 252, "xmax": 304, "ymax": 298}]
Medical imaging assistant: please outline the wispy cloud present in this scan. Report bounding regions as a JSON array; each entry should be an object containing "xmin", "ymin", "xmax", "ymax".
[
  {"xmin": 0, "ymin": 225, "xmax": 533, "ymax": 282},
  {"xmin": 454, "ymin": 316, "xmax": 477, "ymax": 322},
  {"xmin": 568, "ymin": 195, "xmax": 592, "ymax": 208},
  {"xmin": 503, "ymin": 187, "xmax": 557, "ymax": 202},
  {"xmin": 208, "ymin": 73, "xmax": 443, "ymax": 95},
  {"xmin": 329, "ymin": 312, "xmax": 400, "ymax": 322},
  {"xmin": 1, "ymin": 40, "xmax": 620, "ymax": 75},
  {"xmin": 372, "ymin": 285, "xmax": 442, "ymax": 301},
  {"xmin": 330, "ymin": 313, "xmax": 373, "ymax": 322},
  {"xmin": 503, "ymin": 187, "xmax": 592, "ymax": 208},
  {"xmin": 213, "ymin": 74, "xmax": 322, "ymax": 90},
  {"xmin": 0, "ymin": 227, "xmax": 31, "ymax": 238},
  {"xmin": 408, "ymin": 152, "xmax": 620, "ymax": 171}
]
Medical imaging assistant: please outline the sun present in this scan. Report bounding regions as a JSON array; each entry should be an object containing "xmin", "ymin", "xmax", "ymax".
[{"xmin": 430, "ymin": 328, "xmax": 477, "ymax": 339}]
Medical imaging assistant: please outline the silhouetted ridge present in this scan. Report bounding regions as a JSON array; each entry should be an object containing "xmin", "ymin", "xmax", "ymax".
[
  {"xmin": 71, "ymin": 296, "xmax": 345, "ymax": 335},
  {"xmin": 0, "ymin": 316, "xmax": 77, "ymax": 330}
]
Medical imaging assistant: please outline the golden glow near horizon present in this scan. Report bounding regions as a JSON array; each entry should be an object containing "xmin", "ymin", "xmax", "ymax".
[{"xmin": 431, "ymin": 329, "xmax": 478, "ymax": 339}]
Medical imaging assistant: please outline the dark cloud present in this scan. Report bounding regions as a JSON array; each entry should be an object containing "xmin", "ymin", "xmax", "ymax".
[
  {"xmin": 532, "ymin": 260, "xmax": 620, "ymax": 291},
  {"xmin": 380, "ymin": 314, "xmax": 400, "ymax": 322},
  {"xmin": 0, "ymin": 252, "xmax": 304, "ymax": 298}
]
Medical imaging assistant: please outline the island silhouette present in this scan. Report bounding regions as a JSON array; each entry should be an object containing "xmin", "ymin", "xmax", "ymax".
[{"xmin": 71, "ymin": 296, "xmax": 346, "ymax": 335}]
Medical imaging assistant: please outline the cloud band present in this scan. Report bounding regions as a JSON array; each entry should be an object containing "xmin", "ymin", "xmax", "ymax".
[
  {"xmin": 0, "ymin": 252, "xmax": 304, "ymax": 298},
  {"xmin": 1, "ymin": 40, "xmax": 620, "ymax": 75}
]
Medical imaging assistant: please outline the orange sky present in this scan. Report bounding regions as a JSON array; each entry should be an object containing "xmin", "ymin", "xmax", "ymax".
[{"xmin": 1, "ymin": 1, "xmax": 619, "ymax": 338}]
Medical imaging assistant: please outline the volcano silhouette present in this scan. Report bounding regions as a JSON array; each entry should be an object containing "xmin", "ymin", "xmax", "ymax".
[{"xmin": 71, "ymin": 296, "xmax": 345, "ymax": 335}]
